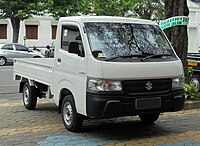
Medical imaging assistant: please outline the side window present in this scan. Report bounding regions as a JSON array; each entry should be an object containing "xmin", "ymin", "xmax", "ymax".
[
  {"xmin": 1, "ymin": 44, "xmax": 13, "ymax": 50},
  {"xmin": 15, "ymin": 45, "xmax": 28, "ymax": 51},
  {"xmin": 61, "ymin": 25, "xmax": 85, "ymax": 57}
]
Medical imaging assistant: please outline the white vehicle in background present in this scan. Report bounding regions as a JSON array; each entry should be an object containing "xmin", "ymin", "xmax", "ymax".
[
  {"xmin": 0, "ymin": 43, "xmax": 44, "ymax": 66},
  {"xmin": 14, "ymin": 16, "xmax": 185, "ymax": 132}
]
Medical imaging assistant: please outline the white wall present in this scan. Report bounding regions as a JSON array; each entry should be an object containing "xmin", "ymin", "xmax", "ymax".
[
  {"xmin": 188, "ymin": 0, "xmax": 200, "ymax": 52},
  {"xmin": 0, "ymin": 15, "xmax": 57, "ymax": 48},
  {"xmin": 20, "ymin": 16, "xmax": 57, "ymax": 48}
]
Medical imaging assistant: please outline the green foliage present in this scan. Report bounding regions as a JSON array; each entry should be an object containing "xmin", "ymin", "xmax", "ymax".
[
  {"xmin": 91, "ymin": 0, "xmax": 133, "ymax": 17},
  {"xmin": 0, "ymin": 0, "xmax": 165, "ymax": 22},
  {"xmin": 184, "ymin": 83, "xmax": 200, "ymax": 100},
  {"xmin": 131, "ymin": 0, "xmax": 164, "ymax": 20},
  {"xmin": 188, "ymin": 67, "xmax": 194, "ymax": 76},
  {"xmin": 0, "ymin": 0, "xmax": 49, "ymax": 20},
  {"xmin": 79, "ymin": 0, "xmax": 164, "ymax": 20},
  {"xmin": 47, "ymin": 0, "xmax": 82, "ymax": 19},
  {"xmin": 184, "ymin": 67, "xmax": 200, "ymax": 100}
]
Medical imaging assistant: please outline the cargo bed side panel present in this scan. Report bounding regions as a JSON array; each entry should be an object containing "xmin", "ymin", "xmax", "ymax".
[{"xmin": 14, "ymin": 58, "xmax": 54, "ymax": 86}]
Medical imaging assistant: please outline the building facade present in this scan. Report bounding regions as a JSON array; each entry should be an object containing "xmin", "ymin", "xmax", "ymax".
[
  {"xmin": 0, "ymin": 15, "xmax": 57, "ymax": 48},
  {"xmin": 0, "ymin": 1, "xmax": 200, "ymax": 52},
  {"xmin": 188, "ymin": 0, "xmax": 200, "ymax": 52}
]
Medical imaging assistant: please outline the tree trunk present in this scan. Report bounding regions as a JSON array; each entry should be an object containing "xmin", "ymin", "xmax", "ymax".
[
  {"xmin": 164, "ymin": 0, "xmax": 189, "ymax": 79},
  {"xmin": 11, "ymin": 18, "xmax": 20, "ymax": 43}
]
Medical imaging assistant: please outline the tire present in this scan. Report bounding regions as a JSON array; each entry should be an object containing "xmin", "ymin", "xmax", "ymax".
[
  {"xmin": 61, "ymin": 95, "xmax": 83, "ymax": 132},
  {"xmin": 22, "ymin": 82, "xmax": 38, "ymax": 110},
  {"xmin": 33, "ymin": 56, "xmax": 41, "ymax": 58},
  {"xmin": 139, "ymin": 113, "xmax": 160, "ymax": 124},
  {"xmin": 189, "ymin": 74, "xmax": 200, "ymax": 92},
  {"xmin": 0, "ymin": 57, "xmax": 6, "ymax": 66}
]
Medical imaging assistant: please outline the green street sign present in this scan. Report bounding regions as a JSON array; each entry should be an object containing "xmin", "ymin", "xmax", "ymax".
[{"xmin": 159, "ymin": 16, "xmax": 189, "ymax": 30}]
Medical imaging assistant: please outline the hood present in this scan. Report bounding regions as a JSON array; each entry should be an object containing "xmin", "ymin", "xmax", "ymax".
[{"xmin": 101, "ymin": 60, "xmax": 184, "ymax": 80}]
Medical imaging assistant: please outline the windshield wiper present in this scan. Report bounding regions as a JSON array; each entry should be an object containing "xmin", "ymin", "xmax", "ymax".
[
  {"xmin": 105, "ymin": 54, "xmax": 145, "ymax": 61},
  {"xmin": 105, "ymin": 53, "xmax": 172, "ymax": 61},
  {"xmin": 140, "ymin": 54, "xmax": 172, "ymax": 61}
]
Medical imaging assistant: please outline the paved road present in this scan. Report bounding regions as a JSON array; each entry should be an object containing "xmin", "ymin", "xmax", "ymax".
[
  {"xmin": 0, "ymin": 91, "xmax": 200, "ymax": 146},
  {"xmin": 0, "ymin": 65, "xmax": 19, "ymax": 94}
]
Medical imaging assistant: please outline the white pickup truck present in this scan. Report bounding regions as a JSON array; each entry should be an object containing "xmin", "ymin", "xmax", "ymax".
[{"xmin": 14, "ymin": 16, "xmax": 185, "ymax": 132}]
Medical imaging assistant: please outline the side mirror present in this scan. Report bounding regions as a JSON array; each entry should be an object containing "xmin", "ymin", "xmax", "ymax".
[{"xmin": 28, "ymin": 49, "xmax": 33, "ymax": 52}]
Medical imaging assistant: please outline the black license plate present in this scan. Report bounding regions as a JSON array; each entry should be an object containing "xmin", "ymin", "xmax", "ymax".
[{"xmin": 135, "ymin": 97, "xmax": 161, "ymax": 110}]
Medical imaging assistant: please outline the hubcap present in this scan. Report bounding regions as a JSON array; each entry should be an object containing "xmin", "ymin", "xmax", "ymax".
[
  {"xmin": 23, "ymin": 86, "xmax": 30, "ymax": 105},
  {"xmin": 190, "ymin": 78, "xmax": 200, "ymax": 92},
  {"xmin": 63, "ymin": 102, "xmax": 73, "ymax": 126},
  {"xmin": 0, "ymin": 58, "xmax": 5, "ymax": 66}
]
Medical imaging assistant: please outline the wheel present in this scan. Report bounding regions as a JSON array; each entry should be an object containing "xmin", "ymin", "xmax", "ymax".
[
  {"xmin": 189, "ymin": 74, "xmax": 200, "ymax": 92},
  {"xmin": 61, "ymin": 95, "xmax": 83, "ymax": 132},
  {"xmin": 22, "ymin": 82, "xmax": 38, "ymax": 110},
  {"xmin": 139, "ymin": 113, "xmax": 160, "ymax": 124},
  {"xmin": 0, "ymin": 57, "xmax": 6, "ymax": 66}
]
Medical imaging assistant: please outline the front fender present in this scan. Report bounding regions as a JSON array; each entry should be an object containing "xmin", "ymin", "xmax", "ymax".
[
  {"xmin": 54, "ymin": 79, "xmax": 87, "ymax": 115},
  {"xmin": 54, "ymin": 79, "xmax": 76, "ymax": 105}
]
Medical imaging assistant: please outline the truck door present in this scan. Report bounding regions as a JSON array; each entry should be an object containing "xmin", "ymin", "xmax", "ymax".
[{"xmin": 53, "ymin": 23, "xmax": 87, "ymax": 114}]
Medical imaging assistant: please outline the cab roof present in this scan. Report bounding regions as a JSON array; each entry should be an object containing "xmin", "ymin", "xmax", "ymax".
[{"xmin": 59, "ymin": 16, "xmax": 158, "ymax": 26}]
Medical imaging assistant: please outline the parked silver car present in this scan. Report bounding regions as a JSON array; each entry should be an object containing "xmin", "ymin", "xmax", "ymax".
[{"xmin": 0, "ymin": 43, "xmax": 44, "ymax": 66}]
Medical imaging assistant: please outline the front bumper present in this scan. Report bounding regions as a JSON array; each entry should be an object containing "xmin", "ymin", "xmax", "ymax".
[{"xmin": 86, "ymin": 90, "xmax": 185, "ymax": 118}]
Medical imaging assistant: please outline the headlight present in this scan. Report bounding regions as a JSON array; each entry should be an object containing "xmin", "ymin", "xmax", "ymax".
[
  {"xmin": 172, "ymin": 76, "xmax": 184, "ymax": 89},
  {"xmin": 87, "ymin": 78, "xmax": 122, "ymax": 92}
]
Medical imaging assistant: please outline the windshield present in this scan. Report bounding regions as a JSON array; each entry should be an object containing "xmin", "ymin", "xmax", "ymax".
[{"xmin": 84, "ymin": 22, "xmax": 175, "ymax": 60}]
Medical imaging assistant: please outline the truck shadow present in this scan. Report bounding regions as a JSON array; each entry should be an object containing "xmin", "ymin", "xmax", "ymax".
[
  {"xmin": 81, "ymin": 119, "xmax": 170, "ymax": 141},
  {"xmin": 79, "ymin": 113, "xmax": 199, "ymax": 142},
  {"xmin": 33, "ymin": 103, "xmax": 199, "ymax": 143}
]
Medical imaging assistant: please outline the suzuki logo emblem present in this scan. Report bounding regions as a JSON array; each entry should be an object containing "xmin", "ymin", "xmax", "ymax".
[{"xmin": 146, "ymin": 82, "xmax": 153, "ymax": 90}]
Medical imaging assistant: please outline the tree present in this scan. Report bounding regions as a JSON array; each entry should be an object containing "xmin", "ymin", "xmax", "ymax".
[
  {"xmin": 48, "ymin": 0, "xmax": 164, "ymax": 20},
  {"xmin": 0, "ymin": 0, "xmax": 48, "ymax": 43},
  {"xmin": 80, "ymin": 0, "xmax": 164, "ymax": 20},
  {"xmin": 47, "ymin": 0, "xmax": 82, "ymax": 19},
  {"xmin": 132, "ymin": 0, "xmax": 164, "ymax": 20},
  {"xmin": 164, "ymin": 0, "xmax": 189, "ymax": 77},
  {"xmin": 90, "ymin": 0, "xmax": 133, "ymax": 17}
]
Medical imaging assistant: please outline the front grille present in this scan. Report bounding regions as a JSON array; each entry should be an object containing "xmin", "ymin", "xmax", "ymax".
[{"xmin": 122, "ymin": 79, "xmax": 171, "ymax": 94}]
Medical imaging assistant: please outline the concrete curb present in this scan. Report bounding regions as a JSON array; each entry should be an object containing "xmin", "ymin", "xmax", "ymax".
[{"xmin": 184, "ymin": 100, "xmax": 200, "ymax": 110}]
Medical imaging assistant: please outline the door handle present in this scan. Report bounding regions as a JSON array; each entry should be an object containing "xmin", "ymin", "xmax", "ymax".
[
  {"xmin": 57, "ymin": 58, "xmax": 61, "ymax": 63},
  {"xmin": 79, "ymin": 71, "xmax": 86, "ymax": 75}
]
